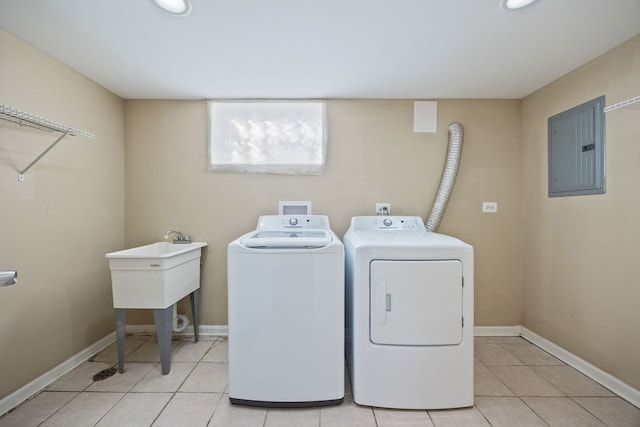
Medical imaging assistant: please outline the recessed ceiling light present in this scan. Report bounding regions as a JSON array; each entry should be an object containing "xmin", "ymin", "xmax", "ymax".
[
  {"xmin": 152, "ymin": 0, "xmax": 192, "ymax": 16},
  {"xmin": 501, "ymin": 0, "xmax": 538, "ymax": 10}
]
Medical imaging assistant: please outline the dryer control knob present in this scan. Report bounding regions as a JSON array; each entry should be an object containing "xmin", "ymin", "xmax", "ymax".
[
  {"xmin": 289, "ymin": 218, "xmax": 298, "ymax": 226},
  {"xmin": 383, "ymin": 218, "xmax": 393, "ymax": 226}
]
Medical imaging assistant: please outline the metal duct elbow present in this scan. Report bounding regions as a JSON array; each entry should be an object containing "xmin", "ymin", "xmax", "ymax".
[
  {"xmin": 425, "ymin": 122, "xmax": 464, "ymax": 232},
  {"xmin": 0, "ymin": 270, "xmax": 18, "ymax": 287}
]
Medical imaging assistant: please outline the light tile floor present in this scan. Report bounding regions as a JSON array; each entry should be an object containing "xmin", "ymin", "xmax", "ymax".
[{"xmin": 1, "ymin": 336, "xmax": 639, "ymax": 426}]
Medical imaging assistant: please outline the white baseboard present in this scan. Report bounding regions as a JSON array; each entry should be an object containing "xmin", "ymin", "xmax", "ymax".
[
  {"xmin": 520, "ymin": 327, "xmax": 640, "ymax": 409},
  {"xmin": 196, "ymin": 324, "xmax": 229, "ymax": 336},
  {"xmin": 474, "ymin": 325, "xmax": 522, "ymax": 336},
  {"xmin": 125, "ymin": 324, "xmax": 228, "ymax": 336},
  {"xmin": 0, "ymin": 332, "xmax": 116, "ymax": 417}
]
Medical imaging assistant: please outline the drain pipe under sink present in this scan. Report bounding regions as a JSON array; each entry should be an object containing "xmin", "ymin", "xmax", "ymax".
[
  {"xmin": 173, "ymin": 304, "xmax": 190, "ymax": 333},
  {"xmin": 425, "ymin": 122, "xmax": 464, "ymax": 232}
]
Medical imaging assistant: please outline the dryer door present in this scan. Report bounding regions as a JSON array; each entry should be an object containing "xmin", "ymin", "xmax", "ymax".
[{"xmin": 370, "ymin": 260, "xmax": 463, "ymax": 346}]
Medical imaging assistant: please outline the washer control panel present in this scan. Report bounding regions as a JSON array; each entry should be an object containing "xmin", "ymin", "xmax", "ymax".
[
  {"xmin": 350, "ymin": 216, "xmax": 426, "ymax": 231},
  {"xmin": 257, "ymin": 215, "xmax": 331, "ymax": 230}
]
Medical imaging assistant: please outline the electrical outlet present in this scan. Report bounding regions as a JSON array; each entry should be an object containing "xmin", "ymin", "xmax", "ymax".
[
  {"xmin": 482, "ymin": 202, "xmax": 498, "ymax": 213},
  {"xmin": 376, "ymin": 203, "xmax": 391, "ymax": 215}
]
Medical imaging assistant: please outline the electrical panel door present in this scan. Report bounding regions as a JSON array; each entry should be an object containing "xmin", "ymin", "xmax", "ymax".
[{"xmin": 548, "ymin": 96, "xmax": 605, "ymax": 197}]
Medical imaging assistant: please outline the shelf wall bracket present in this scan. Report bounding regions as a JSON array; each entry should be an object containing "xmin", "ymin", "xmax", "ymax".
[
  {"xmin": 17, "ymin": 130, "xmax": 70, "ymax": 182},
  {"xmin": 0, "ymin": 104, "xmax": 95, "ymax": 182}
]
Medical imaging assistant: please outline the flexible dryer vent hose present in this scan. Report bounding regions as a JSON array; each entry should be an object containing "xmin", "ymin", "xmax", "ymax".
[{"xmin": 425, "ymin": 122, "xmax": 464, "ymax": 232}]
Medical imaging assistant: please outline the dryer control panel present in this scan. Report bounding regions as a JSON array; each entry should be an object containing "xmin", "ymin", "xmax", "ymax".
[{"xmin": 350, "ymin": 216, "xmax": 425, "ymax": 231}]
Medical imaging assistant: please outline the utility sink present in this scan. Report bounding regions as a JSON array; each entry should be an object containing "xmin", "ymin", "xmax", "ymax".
[
  {"xmin": 106, "ymin": 242, "xmax": 207, "ymax": 309},
  {"xmin": 106, "ymin": 241, "xmax": 207, "ymax": 375}
]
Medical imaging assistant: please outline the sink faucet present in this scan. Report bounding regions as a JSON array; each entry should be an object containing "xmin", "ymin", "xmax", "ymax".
[{"xmin": 164, "ymin": 230, "xmax": 191, "ymax": 244}]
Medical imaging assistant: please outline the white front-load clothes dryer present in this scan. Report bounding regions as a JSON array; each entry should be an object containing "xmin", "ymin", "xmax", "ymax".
[
  {"xmin": 227, "ymin": 215, "xmax": 344, "ymax": 407},
  {"xmin": 344, "ymin": 216, "xmax": 474, "ymax": 409}
]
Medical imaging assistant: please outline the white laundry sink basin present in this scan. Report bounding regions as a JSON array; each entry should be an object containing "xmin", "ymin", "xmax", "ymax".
[{"xmin": 106, "ymin": 242, "xmax": 207, "ymax": 309}]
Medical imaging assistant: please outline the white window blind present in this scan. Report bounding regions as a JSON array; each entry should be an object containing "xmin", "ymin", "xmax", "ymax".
[{"xmin": 207, "ymin": 101, "xmax": 326, "ymax": 175}]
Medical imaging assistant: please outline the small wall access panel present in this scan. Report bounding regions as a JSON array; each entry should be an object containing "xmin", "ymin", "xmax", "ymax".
[
  {"xmin": 548, "ymin": 96, "xmax": 605, "ymax": 197},
  {"xmin": 414, "ymin": 101, "xmax": 437, "ymax": 133}
]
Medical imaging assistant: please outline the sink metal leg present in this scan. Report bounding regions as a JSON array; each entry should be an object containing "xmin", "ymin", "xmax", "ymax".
[
  {"xmin": 114, "ymin": 309, "xmax": 127, "ymax": 373},
  {"xmin": 154, "ymin": 306, "xmax": 173, "ymax": 375},
  {"xmin": 190, "ymin": 289, "xmax": 200, "ymax": 343}
]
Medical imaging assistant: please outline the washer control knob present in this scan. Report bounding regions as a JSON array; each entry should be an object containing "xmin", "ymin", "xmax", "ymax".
[
  {"xmin": 289, "ymin": 218, "xmax": 298, "ymax": 226},
  {"xmin": 383, "ymin": 218, "xmax": 393, "ymax": 227}
]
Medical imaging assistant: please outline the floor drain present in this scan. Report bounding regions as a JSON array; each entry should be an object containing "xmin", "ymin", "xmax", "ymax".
[{"xmin": 93, "ymin": 367, "xmax": 118, "ymax": 381}]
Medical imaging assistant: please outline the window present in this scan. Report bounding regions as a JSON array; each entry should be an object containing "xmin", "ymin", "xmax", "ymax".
[{"xmin": 207, "ymin": 101, "xmax": 326, "ymax": 175}]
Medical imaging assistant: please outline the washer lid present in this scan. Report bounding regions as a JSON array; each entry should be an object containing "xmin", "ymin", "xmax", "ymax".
[{"xmin": 241, "ymin": 229, "xmax": 332, "ymax": 248}]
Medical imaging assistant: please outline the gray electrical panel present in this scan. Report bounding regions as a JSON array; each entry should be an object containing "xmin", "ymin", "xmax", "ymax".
[{"xmin": 548, "ymin": 96, "xmax": 606, "ymax": 197}]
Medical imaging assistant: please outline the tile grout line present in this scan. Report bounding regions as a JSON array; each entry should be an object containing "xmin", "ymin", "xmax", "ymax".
[
  {"xmin": 568, "ymin": 396, "xmax": 618, "ymax": 427},
  {"xmin": 98, "ymin": 333, "xmax": 155, "ymax": 427},
  {"xmin": 35, "ymin": 391, "xmax": 80, "ymax": 427},
  {"xmin": 203, "ymin": 390, "xmax": 223, "ymax": 427},
  {"xmin": 515, "ymin": 396, "xmax": 552, "ymax": 427}
]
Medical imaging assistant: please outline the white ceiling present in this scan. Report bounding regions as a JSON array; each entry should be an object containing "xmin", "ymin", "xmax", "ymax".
[{"xmin": 1, "ymin": 0, "xmax": 639, "ymax": 100}]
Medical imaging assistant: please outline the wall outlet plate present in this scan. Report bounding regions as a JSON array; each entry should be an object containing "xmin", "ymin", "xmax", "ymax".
[
  {"xmin": 482, "ymin": 202, "xmax": 498, "ymax": 213},
  {"xmin": 376, "ymin": 203, "xmax": 391, "ymax": 215}
]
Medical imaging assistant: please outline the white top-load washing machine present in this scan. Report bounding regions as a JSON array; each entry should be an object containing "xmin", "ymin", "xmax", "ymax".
[
  {"xmin": 344, "ymin": 216, "xmax": 474, "ymax": 409},
  {"xmin": 227, "ymin": 215, "xmax": 344, "ymax": 407}
]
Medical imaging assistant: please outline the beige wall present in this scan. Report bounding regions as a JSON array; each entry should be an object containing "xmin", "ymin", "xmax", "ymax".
[
  {"xmin": 0, "ymin": 30, "xmax": 125, "ymax": 398},
  {"xmin": 0, "ymin": 27, "xmax": 523, "ymax": 399},
  {"xmin": 521, "ymin": 35, "xmax": 640, "ymax": 390},
  {"xmin": 124, "ymin": 99, "xmax": 523, "ymax": 327},
  {"xmin": 2, "ymin": 17, "xmax": 638, "ymax": 407}
]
